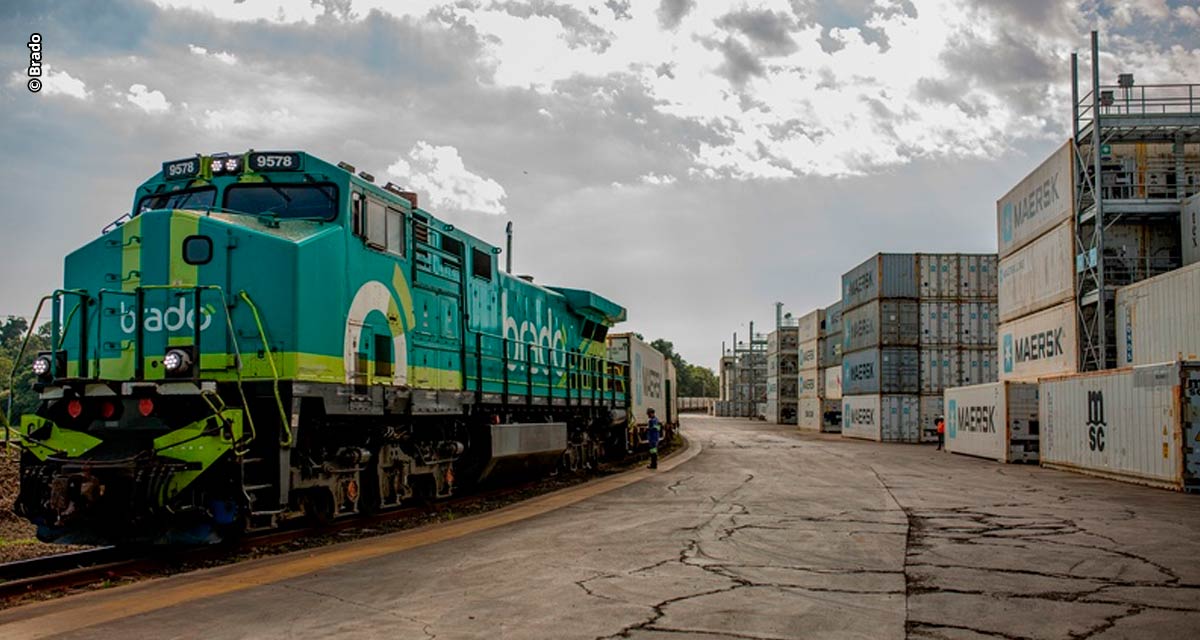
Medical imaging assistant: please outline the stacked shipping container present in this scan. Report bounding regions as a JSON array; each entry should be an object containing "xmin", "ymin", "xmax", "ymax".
[
  {"xmin": 795, "ymin": 309, "xmax": 825, "ymax": 431},
  {"xmin": 765, "ymin": 326, "xmax": 799, "ymax": 424}
]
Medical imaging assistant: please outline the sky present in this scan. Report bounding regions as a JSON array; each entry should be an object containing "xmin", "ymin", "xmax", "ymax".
[{"xmin": 1, "ymin": 0, "xmax": 1199, "ymax": 371}]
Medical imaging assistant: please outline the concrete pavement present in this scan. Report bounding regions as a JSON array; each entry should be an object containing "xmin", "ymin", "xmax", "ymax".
[{"xmin": 2, "ymin": 415, "xmax": 1199, "ymax": 639}]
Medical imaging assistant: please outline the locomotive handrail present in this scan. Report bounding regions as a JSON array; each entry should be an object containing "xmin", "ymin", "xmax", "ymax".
[
  {"xmin": 4, "ymin": 295, "xmax": 52, "ymax": 447},
  {"xmin": 465, "ymin": 329, "xmax": 627, "ymax": 407}
]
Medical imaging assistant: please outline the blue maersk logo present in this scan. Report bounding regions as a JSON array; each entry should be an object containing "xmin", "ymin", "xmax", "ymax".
[
  {"xmin": 1001, "ymin": 203, "xmax": 1014, "ymax": 243},
  {"xmin": 1002, "ymin": 333, "xmax": 1014, "ymax": 373},
  {"xmin": 947, "ymin": 399, "xmax": 957, "ymax": 438}
]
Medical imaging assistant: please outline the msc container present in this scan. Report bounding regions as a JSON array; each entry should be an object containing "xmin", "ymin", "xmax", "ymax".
[
  {"xmin": 797, "ymin": 396, "xmax": 822, "ymax": 432},
  {"xmin": 998, "ymin": 220, "xmax": 1075, "ymax": 322},
  {"xmin": 822, "ymin": 301, "xmax": 843, "ymax": 337},
  {"xmin": 919, "ymin": 253, "xmax": 961, "ymax": 299},
  {"xmin": 1116, "ymin": 260, "xmax": 1200, "ymax": 367},
  {"xmin": 920, "ymin": 301, "xmax": 961, "ymax": 347},
  {"xmin": 960, "ymin": 301, "xmax": 998, "ymax": 347},
  {"xmin": 944, "ymin": 382, "xmax": 1040, "ymax": 463},
  {"xmin": 997, "ymin": 141, "xmax": 1073, "ymax": 258},
  {"xmin": 798, "ymin": 339, "xmax": 820, "ymax": 371},
  {"xmin": 959, "ymin": 254, "xmax": 999, "ymax": 299},
  {"xmin": 798, "ymin": 368, "xmax": 825, "ymax": 398},
  {"xmin": 607, "ymin": 333, "xmax": 669, "ymax": 428},
  {"xmin": 920, "ymin": 347, "xmax": 962, "ymax": 394},
  {"xmin": 999, "ymin": 301, "xmax": 1078, "ymax": 381},
  {"xmin": 796, "ymin": 309, "xmax": 824, "ymax": 344},
  {"xmin": 843, "ymin": 347, "xmax": 920, "ymax": 395},
  {"xmin": 841, "ymin": 394, "xmax": 921, "ymax": 443},
  {"xmin": 1040, "ymin": 361, "xmax": 1200, "ymax": 492},
  {"xmin": 842, "ymin": 299, "xmax": 920, "ymax": 353},
  {"xmin": 960, "ymin": 348, "xmax": 998, "ymax": 386},
  {"xmin": 823, "ymin": 365, "xmax": 842, "ymax": 400},
  {"xmin": 842, "ymin": 253, "xmax": 919, "ymax": 311},
  {"xmin": 821, "ymin": 398, "xmax": 842, "ymax": 432},
  {"xmin": 1183, "ymin": 194, "xmax": 1200, "ymax": 266}
]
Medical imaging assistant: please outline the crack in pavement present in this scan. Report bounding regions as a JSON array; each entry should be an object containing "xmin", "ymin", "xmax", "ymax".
[{"xmin": 271, "ymin": 582, "xmax": 438, "ymax": 639}]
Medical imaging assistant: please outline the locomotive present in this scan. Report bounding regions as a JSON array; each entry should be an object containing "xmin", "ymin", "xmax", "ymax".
[{"xmin": 6, "ymin": 151, "xmax": 673, "ymax": 545}]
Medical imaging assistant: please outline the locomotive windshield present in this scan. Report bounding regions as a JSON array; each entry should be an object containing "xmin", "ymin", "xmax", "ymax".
[
  {"xmin": 137, "ymin": 187, "xmax": 216, "ymax": 214},
  {"xmin": 223, "ymin": 183, "xmax": 339, "ymax": 221}
]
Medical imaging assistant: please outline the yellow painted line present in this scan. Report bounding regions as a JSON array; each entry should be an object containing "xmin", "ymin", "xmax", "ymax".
[{"xmin": 0, "ymin": 438, "xmax": 700, "ymax": 639}]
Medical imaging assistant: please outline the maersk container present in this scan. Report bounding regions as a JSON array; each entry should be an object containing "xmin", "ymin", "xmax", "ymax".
[
  {"xmin": 842, "ymin": 299, "xmax": 920, "ymax": 353},
  {"xmin": 920, "ymin": 301, "xmax": 961, "ymax": 347},
  {"xmin": 960, "ymin": 301, "xmax": 998, "ymax": 347},
  {"xmin": 842, "ymin": 253, "xmax": 919, "ymax": 311},
  {"xmin": 999, "ymin": 302, "xmax": 1077, "ymax": 381},
  {"xmin": 842, "ymin": 394, "xmax": 921, "ymax": 443},
  {"xmin": 824, "ymin": 365, "xmax": 842, "ymax": 400},
  {"xmin": 843, "ymin": 347, "xmax": 919, "ymax": 395},
  {"xmin": 919, "ymin": 253, "xmax": 961, "ymax": 299},
  {"xmin": 798, "ymin": 368, "xmax": 825, "ymax": 398},
  {"xmin": 1040, "ymin": 361, "xmax": 1200, "ymax": 492},
  {"xmin": 944, "ymin": 382, "xmax": 1039, "ymax": 463},
  {"xmin": 960, "ymin": 348, "xmax": 998, "ymax": 386},
  {"xmin": 919, "ymin": 347, "xmax": 962, "ymax": 394},
  {"xmin": 1183, "ymin": 194, "xmax": 1200, "ymax": 266},
  {"xmin": 997, "ymin": 140, "xmax": 1073, "ymax": 259},
  {"xmin": 822, "ymin": 301, "xmax": 843, "ymax": 337},
  {"xmin": 822, "ymin": 332, "xmax": 843, "ymax": 366},
  {"xmin": 797, "ymin": 396, "xmax": 822, "ymax": 432},
  {"xmin": 799, "ymin": 338, "xmax": 820, "ymax": 371},
  {"xmin": 607, "ymin": 333, "xmax": 670, "ymax": 429},
  {"xmin": 796, "ymin": 309, "xmax": 824, "ymax": 344},
  {"xmin": 960, "ymin": 254, "xmax": 999, "ymax": 299},
  {"xmin": 1116, "ymin": 260, "xmax": 1200, "ymax": 367},
  {"xmin": 998, "ymin": 220, "xmax": 1075, "ymax": 322}
]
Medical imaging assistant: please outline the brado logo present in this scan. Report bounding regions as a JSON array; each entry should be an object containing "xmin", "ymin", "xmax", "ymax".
[{"xmin": 119, "ymin": 299, "xmax": 213, "ymax": 334}]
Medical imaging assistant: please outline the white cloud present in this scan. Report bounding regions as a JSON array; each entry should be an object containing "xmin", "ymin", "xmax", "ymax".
[
  {"xmin": 9, "ymin": 65, "xmax": 91, "ymax": 100},
  {"xmin": 188, "ymin": 44, "xmax": 238, "ymax": 65},
  {"xmin": 387, "ymin": 142, "xmax": 507, "ymax": 215},
  {"xmin": 126, "ymin": 84, "xmax": 171, "ymax": 113},
  {"xmin": 640, "ymin": 173, "xmax": 677, "ymax": 185},
  {"xmin": 150, "ymin": 0, "xmax": 322, "ymax": 23},
  {"xmin": 1176, "ymin": 6, "xmax": 1200, "ymax": 26}
]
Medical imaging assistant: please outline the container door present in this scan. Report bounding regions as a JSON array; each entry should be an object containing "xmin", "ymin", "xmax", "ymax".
[{"xmin": 1185, "ymin": 368, "xmax": 1200, "ymax": 492}]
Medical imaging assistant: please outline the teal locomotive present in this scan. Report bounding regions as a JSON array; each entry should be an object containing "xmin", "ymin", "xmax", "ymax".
[{"xmin": 7, "ymin": 151, "xmax": 645, "ymax": 544}]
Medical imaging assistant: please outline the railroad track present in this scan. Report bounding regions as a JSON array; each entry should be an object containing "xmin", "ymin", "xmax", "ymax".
[{"xmin": 0, "ymin": 446, "xmax": 668, "ymax": 605}]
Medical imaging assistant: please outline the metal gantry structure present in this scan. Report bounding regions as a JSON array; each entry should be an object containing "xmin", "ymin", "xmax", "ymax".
[{"xmin": 1072, "ymin": 31, "xmax": 1200, "ymax": 371}]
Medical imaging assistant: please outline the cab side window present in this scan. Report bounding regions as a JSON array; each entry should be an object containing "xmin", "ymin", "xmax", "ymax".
[
  {"xmin": 472, "ymin": 248, "xmax": 492, "ymax": 280},
  {"xmin": 365, "ymin": 197, "xmax": 405, "ymax": 257}
]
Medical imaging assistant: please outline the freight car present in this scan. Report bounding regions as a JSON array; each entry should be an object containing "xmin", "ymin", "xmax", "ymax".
[
  {"xmin": 606, "ymin": 333, "xmax": 679, "ymax": 445},
  {"xmin": 6, "ymin": 150, "xmax": 649, "ymax": 545}
]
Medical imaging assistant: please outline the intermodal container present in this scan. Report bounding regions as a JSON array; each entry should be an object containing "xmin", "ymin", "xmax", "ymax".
[
  {"xmin": 796, "ymin": 309, "xmax": 824, "ymax": 344},
  {"xmin": 1116, "ymin": 260, "xmax": 1200, "ymax": 366},
  {"xmin": 842, "ymin": 394, "xmax": 921, "ymax": 443},
  {"xmin": 821, "ymin": 398, "xmax": 842, "ymax": 432},
  {"xmin": 797, "ymin": 396, "xmax": 822, "ymax": 432},
  {"xmin": 823, "ymin": 333, "xmax": 843, "ymax": 366},
  {"xmin": 944, "ymin": 381, "xmax": 1039, "ymax": 463},
  {"xmin": 824, "ymin": 365, "xmax": 842, "ymax": 400},
  {"xmin": 779, "ymin": 400, "xmax": 797, "ymax": 425},
  {"xmin": 842, "ymin": 299, "xmax": 920, "ymax": 353},
  {"xmin": 842, "ymin": 253, "xmax": 919, "ymax": 311},
  {"xmin": 764, "ymin": 398, "xmax": 779, "ymax": 425},
  {"xmin": 918, "ymin": 394, "xmax": 944, "ymax": 443},
  {"xmin": 1183, "ymin": 194, "xmax": 1200, "ymax": 266},
  {"xmin": 798, "ymin": 368, "xmax": 824, "ymax": 398},
  {"xmin": 822, "ymin": 301, "xmax": 844, "ymax": 337},
  {"xmin": 998, "ymin": 302, "xmax": 1077, "ymax": 381},
  {"xmin": 920, "ymin": 347, "xmax": 962, "ymax": 394},
  {"xmin": 960, "ymin": 254, "xmax": 999, "ymax": 299},
  {"xmin": 997, "ymin": 141, "xmax": 1073, "ymax": 258},
  {"xmin": 960, "ymin": 301, "xmax": 998, "ymax": 347},
  {"xmin": 1040, "ymin": 362, "xmax": 1200, "ymax": 492},
  {"xmin": 920, "ymin": 301, "xmax": 961, "ymax": 347},
  {"xmin": 607, "ymin": 333, "xmax": 670, "ymax": 429},
  {"xmin": 998, "ymin": 220, "xmax": 1075, "ymax": 322},
  {"xmin": 843, "ymin": 347, "xmax": 920, "ymax": 395},
  {"xmin": 960, "ymin": 348, "xmax": 998, "ymax": 386},
  {"xmin": 919, "ymin": 254, "xmax": 960, "ymax": 299},
  {"xmin": 799, "ymin": 338, "xmax": 820, "ymax": 371}
]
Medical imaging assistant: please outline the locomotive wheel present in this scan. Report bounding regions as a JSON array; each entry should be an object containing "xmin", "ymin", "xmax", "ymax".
[{"xmin": 302, "ymin": 489, "xmax": 335, "ymax": 527}]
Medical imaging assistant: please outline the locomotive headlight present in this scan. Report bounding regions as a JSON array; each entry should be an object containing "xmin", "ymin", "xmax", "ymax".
[
  {"xmin": 163, "ymin": 348, "xmax": 192, "ymax": 374},
  {"xmin": 31, "ymin": 355, "xmax": 52, "ymax": 379}
]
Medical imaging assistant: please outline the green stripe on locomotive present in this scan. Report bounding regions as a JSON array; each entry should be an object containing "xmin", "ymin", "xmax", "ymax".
[{"xmin": 51, "ymin": 151, "xmax": 627, "ymax": 402}]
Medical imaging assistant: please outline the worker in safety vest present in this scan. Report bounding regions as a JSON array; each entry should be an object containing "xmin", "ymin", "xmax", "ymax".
[
  {"xmin": 647, "ymin": 408, "xmax": 662, "ymax": 469},
  {"xmin": 935, "ymin": 416, "xmax": 945, "ymax": 451}
]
